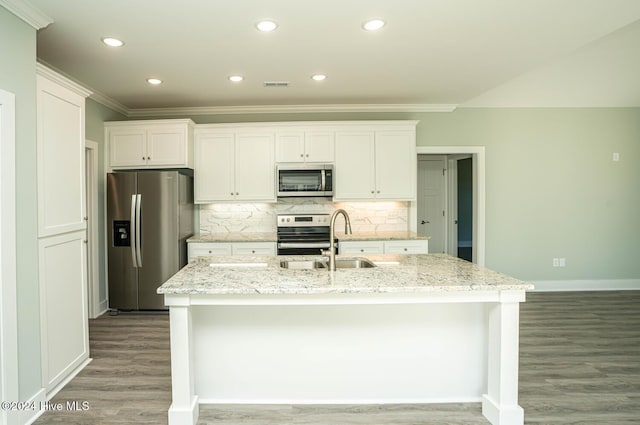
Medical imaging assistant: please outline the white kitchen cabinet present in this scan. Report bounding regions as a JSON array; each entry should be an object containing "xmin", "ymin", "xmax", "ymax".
[
  {"xmin": 38, "ymin": 230, "xmax": 89, "ymax": 393},
  {"xmin": 36, "ymin": 65, "xmax": 91, "ymax": 397},
  {"xmin": 338, "ymin": 240, "xmax": 384, "ymax": 255},
  {"xmin": 106, "ymin": 119, "xmax": 194, "ymax": 169},
  {"xmin": 194, "ymin": 129, "xmax": 275, "ymax": 203},
  {"xmin": 383, "ymin": 239, "xmax": 429, "ymax": 254},
  {"xmin": 276, "ymin": 131, "xmax": 334, "ymax": 163},
  {"xmin": 188, "ymin": 242, "xmax": 276, "ymax": 262},
  {"xmin": 334, "ymin": 130, "xmax": 416, "ymax": 201},
  {"xmin": 339, "ymin": 239, "xmax": 428, "ymax": 255}
]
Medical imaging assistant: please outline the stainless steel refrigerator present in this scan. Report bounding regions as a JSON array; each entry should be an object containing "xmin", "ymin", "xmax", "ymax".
[{"xmin": 107, "ymin": 170, "xmax": 194, "ymax": 310}]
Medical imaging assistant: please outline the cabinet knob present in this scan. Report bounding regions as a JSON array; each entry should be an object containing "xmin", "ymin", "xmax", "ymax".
[
  {"xmin": 251, "ymin": 250, "xmax": 256, "ymax": 254},
  {"xmin": 235, "ymin": 192, "xmax": 239, "ymax": 195},
  {"xmin": 230, "ymin": 192, "xmax": 234, "ymax": 196},
  {"xmin": 305, "ymin": 154, "xmax": 309, "ymax": 157},
  {"xmin": 404, "ymin": 248, "xmax": 408, "ymax": 251},
  {"xmin": 147, "ymin": 156, "xmax": 151, "ymax": 160},
  {"xmin": 371, "ymin": 190, "xmax": 375, "ymax": 194},
  {"xmin": 208, "ymin": 250, "xmax": 212, "ymax": 254},
  {"xmin": 377, "ymin": 190, "xmax": 380, "ymax": 194},
  {"xmin": 142, "ymin": 157, "xmax": 145, "ymax": 160},
  {"xmin": 360, "ymin": 249, "xmax": 364, "ymax": 252},
  {"xmin": 300, "ymin": 154, "xmax": 304, "ymax": 158}
]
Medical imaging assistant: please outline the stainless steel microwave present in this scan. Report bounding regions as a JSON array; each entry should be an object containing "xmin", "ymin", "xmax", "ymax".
[{"xmin": 276, "ymin": 164, "xmax": 333, "ymax": 197}]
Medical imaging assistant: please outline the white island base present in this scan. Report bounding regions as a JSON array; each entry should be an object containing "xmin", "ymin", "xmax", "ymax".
[{"xmin": 165, "ymin": 290, "xmax": 525, "ymax": 425}]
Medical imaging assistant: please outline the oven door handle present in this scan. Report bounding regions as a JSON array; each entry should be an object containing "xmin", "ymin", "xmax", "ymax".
[{"xmin": 278, "ymin": 242, "xmax": 330, "ymax": 249}]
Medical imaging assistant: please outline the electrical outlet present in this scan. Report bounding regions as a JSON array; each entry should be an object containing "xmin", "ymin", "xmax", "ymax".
[
  {"xmin": 613, "ymin": 152, "xmax": 620, "ymax": 162},
  {"xmin": 559, "ymin": 258, "xmax": 566, "ymax": 267},
  {"xmin": 553, "ymin": 258, "xmax": 560, "ymax": 267}
]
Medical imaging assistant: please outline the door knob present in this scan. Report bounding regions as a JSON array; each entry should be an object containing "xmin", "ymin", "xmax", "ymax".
[{"xmin": 421, "ymin": 220, "xmax": 430, "ymax": 224}]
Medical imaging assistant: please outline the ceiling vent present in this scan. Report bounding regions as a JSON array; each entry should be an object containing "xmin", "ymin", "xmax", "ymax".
[{"xmin": 264, "ymin": 81, "xmax": 289, "ymax": 88}]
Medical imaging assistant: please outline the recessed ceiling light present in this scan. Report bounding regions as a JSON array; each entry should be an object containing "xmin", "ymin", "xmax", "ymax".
[
  {"xmin": 362, "ymin": 19, "xmax": 386, "ymax": 31},
  {"xmin": 102, "ymin": 37, "xmax": 124, "ymax": 47},
  {"xmin": 255, "ymin": 20, "xmax": 278, "ymax": 32},
  {"xmin": 146, "ymin": 78, "xmax": 162, "ymax": 85},
  {"xmin": 311, "ymin": 74, "xmax": 327, "ymax": 81},
  {"xmin": 228, "ymin": 75, "xmax": 244, "ymax": 82}
]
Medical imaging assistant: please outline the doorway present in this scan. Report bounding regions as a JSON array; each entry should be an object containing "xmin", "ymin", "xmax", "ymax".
[
  {"xmin": 85, "ymin": 140, "xmax": 100, "ymax": 319},
  {"xmin": 413, "ymin": 147, "xmax": 485, "ymax": 266}
]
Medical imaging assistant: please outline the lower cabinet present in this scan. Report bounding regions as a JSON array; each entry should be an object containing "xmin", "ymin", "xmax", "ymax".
[
  {"xmin": 188, "ymin": 242, "xmax": 276, "ymax": 262},
  {"xmin": 39, "ymin": 230, "xmax": 89, "ymax": 392},
  {"xmin": 339, "ymin": 239, "xmax": 429, "ymax": 255}
]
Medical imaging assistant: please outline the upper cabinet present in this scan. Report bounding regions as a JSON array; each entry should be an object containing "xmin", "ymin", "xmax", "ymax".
[
  {"xmin": 37, "ymin": 67, "xmax": 91, "ymax": 237},
  {"xmin": 194, "ymin": 127, "xmax": 276, "ymax": 203},
  {"xmin": 106, "ymin": 119, "xmax": 194, "ymax": 169},
  {"xmin": 334, "ymin": 125, "xmax": 417, "ymax": 201},
  {"xmin": 275, "ymin": 131, "xmax": 334, "ymax": 163}
]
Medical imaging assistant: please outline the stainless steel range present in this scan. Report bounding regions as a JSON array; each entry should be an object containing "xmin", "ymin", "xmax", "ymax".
[{"xmin": 277, "ymin": 214, "xmax": 335, "ymax": 255}]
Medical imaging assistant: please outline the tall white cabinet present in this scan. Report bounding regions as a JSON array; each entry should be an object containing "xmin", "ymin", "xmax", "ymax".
[{"xmin": 36, "ymin": 65, "xmax": 91, "ymax": 394}]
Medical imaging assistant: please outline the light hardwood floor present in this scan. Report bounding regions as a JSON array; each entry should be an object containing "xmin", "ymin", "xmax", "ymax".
[{"xmin": 33, "ymin": 291, "xmax": 640, "ymax": 424}]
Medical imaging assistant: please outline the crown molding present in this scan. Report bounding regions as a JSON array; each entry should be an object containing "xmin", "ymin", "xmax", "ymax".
[
  {"xmin": 0, "ymin": 0, "xmax": 52, "ymax": 29},
  {"xmin": 36, "ymin": 63, "xmax": 92, "ymax": 98},
  {"xmin": 127, "ymin": 103, "xmax": 457, "ymax": 118},
  {"xmin": 88, "ymin": 90, "xmax": 129, "ymax": 117}
]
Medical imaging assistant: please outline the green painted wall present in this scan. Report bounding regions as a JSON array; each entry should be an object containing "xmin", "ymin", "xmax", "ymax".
[
  {"xmin": 85, "ymin": 99, "xmax": 126, "ymax": 303},
  {"xmin": 0, "ymin": 7, "xmax": 41, "ymax": 400}
]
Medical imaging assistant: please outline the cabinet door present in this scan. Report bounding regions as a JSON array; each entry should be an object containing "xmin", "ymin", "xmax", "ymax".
[
  {"xmin": 194, "ymin": 133, "xmax": 235, "ymax": 202},
  {"xmin": 375, "ymin": 131, "xmax": 416, "ymax": 200},
  {"xmin": 188, "ymin": 242, "xmax": 232, "ymax": 262},
  {"xmin": 338, "ymin": 240, "xmax": 384, "ymax": 254},
  {"xmin": 109, "ymin": 127, "xmax": 147, "ymax": 168},
  {"xmin": 305, "ymin": 131, "xmax": 334, "ymax": 162},
  {"xmin": 39, "ymin": 231, "xmax": 89, "ymax": 392},
  {"xmin": 334, "ymin": 132, "xmax": 375, "ymax": 200},
  {"xmin": 275, "ymin": 132, "xmax": 305, "ymax": 162},
  {"xmin": 147, "ymin": 126, "xmax": 188, "ymax": 166},
  {"xmin": 37, "ymin": 75, "xmax": 87, "ymax": 236},
  {"xmin": 384, "ymin": 240, "xmax": 429, "ymax": 254},
  {"xmin": 235, "ymin": 133, "xmax": 276, "ymax": 201},
  {"xmin": 232, "ymin": 242, "xmax": 277, "ymax": 256}
]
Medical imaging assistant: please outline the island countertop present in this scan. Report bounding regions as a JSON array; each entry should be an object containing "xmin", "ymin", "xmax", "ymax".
[{"xmin": 158, "ymin": 253, "xmax": 533, "ymax": 295}]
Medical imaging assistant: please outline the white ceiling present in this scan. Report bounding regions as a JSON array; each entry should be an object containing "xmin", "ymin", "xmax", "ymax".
[{"xmin": 24, "ymin": 0, "xmax": 640, "ymax": 114}]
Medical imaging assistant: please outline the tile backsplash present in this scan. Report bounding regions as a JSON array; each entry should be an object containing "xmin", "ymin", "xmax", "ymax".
[{"xmin": 199, "ymin": 199, "xmax": 410, "ymax": 234}]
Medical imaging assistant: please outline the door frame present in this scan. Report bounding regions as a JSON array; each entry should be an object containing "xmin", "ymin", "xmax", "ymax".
[
  {"xmin": 413, "ymin": 146, "xmax": 485, "ymax": 266},
  {"xmin": 85, "ymin": 140, "xmax": 101, "ymax": 318},
  {"xmin": 0, "ymin": 89, "xmax": 19, "ymax": 419}
]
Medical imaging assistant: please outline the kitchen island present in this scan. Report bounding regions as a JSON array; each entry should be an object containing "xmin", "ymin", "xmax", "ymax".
[{"xmin": 158, "ymin": 254, "xmax": 533, "ymax": 425}]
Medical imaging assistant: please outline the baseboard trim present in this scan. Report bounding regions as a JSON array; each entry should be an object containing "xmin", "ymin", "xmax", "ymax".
[
  {"xmin": 98, "ymin": 299, "xmax": 109, "ymax": 317},
  {"xmin": 531, "ymin": 279, "xmax": 640, "ymax": 292},
  {"xmin": 46, "ymin": 357, "xmax": 92, "ymax": 401},
  {"xmin": 13, "ymin": 387, "xmax": 46, "ymax": 425}
]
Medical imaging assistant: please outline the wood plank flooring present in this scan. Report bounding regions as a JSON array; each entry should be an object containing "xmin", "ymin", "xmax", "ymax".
[{"xmin": 33, "ymin": 291, "xmax": 640, "ymax": 424}]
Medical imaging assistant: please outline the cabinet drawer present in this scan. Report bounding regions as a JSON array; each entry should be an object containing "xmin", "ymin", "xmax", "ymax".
[
  {"xmin": 188, "ymin": 243, "xmax": 232, "ymax": 261},
  {"xmin": 384, "ymin": 240, "xmax": 429, "ymax": 254},
  {"xmin": 232, "ymin": 242, "xmax": 276, "ymax": 256},
  {"xmin": 338, "ymin": 241, "xmax": 384, "ymax": 255}
]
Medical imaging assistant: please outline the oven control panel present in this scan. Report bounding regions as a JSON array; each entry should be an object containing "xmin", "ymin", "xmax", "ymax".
[{"xmin": 277, "ymin": 214, "xmax": 330, "ymax": 227}]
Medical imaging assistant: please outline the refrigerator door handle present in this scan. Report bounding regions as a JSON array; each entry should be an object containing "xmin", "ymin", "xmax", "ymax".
[
  {"xmin": 135, "ymin": 194, "xmax": 143, "ymax": 267},
  {"xmin": 130, "ymin": 194, "xmax": 138, "ymax": 267}
]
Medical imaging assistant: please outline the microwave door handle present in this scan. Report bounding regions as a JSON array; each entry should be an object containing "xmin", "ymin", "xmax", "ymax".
[
  {"xmin": 321, "ymin": 170, "xmax": 326, "ymax": 192},
  {"xmin": 130, "ymin": 194, "xmax": 138, "ymax": 267}
]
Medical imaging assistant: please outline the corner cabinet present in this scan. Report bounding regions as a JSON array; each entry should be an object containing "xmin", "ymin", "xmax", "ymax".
[
  {"xmin": 334, "ymin": 125, "xmax": 417, "ymax": 201},
  {"xmin": 194, "ymin": 127, "xmax": 276, "ymax": 203},
  {"xmin": 36, "ymin": 65, "xmax": 91, "ymax": 396},
  {"xmin": 106, "ymin": 119, "xmax": 195, "ymax": 169}
]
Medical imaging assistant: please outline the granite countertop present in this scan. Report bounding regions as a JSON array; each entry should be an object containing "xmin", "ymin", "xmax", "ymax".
[
  {"xmin": 188, "ymin": 231, "xmax": 428, "ymax": 243},
  {"xmin": 158, "ymin": 253, "xmax": 534, "ymax": 295},
  {"xmin": 188, "ymin": 232, "xmax": 277, "ymax": 243}
]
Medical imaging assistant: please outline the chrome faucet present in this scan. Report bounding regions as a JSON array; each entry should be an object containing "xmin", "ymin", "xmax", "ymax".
[{"xmin": 324, "ymin": 209, "xmax": 352, "ymax": 271}]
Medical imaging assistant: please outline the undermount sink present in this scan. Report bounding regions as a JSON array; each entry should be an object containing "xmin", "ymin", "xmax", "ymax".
[{"xmin": 279, "ymin": 258, "xmax": 376, "ymax": 270}]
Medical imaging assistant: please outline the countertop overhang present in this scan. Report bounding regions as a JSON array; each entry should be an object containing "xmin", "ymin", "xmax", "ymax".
[{"xmin": 158, "ymin": 253, "xmax": 534, "ymax": 296}]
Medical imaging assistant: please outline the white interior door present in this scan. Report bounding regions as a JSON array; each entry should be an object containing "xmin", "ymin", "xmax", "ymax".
[{"xmin": 417, "ymin": 157, "xmax": 446, "ymax": 253}]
